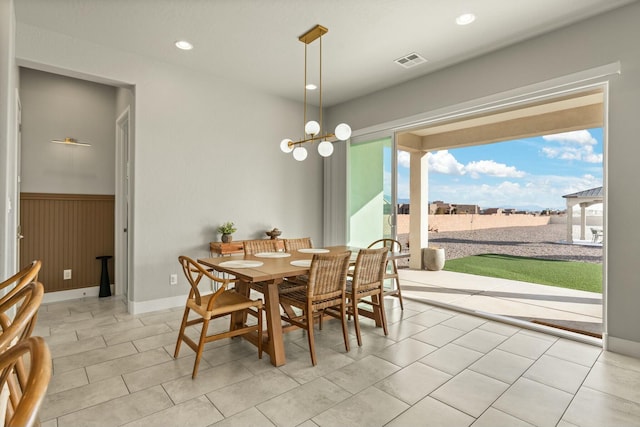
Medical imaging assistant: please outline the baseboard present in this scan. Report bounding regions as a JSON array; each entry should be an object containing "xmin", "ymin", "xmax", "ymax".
[
  {"xmin": 43, "ymin": 285, "xmax": 116, "ymax": 304},
  {"xmin": 128, "ymin": 294, "xmax": 186, "ymax": 315},
  {"xmin": 605, "ymin": 334, "xmax": 640, "ymax": 358}
]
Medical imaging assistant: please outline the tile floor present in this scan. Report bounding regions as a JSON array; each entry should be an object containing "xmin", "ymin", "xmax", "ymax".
[{"xmin": 35, "ymin": 292, "xmax": 640, "ymax": 427}]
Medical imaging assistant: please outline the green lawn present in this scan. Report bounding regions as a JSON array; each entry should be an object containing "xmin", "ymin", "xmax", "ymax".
[{"xmin": 443, "ymin": 253, "xmax": 602, "ymax": 293}]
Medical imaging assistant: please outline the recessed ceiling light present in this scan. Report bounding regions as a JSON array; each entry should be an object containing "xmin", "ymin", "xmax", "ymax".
[
  {"xmin": 305, "ymin": 84, "xmax": 317, "ymax": 90},
  {"xmin": 456, "ymin": 13, "xmax": 476, "ymax": 26},
  {"xmin": 175, "ymin": 40, "xmax": 193, "ymax": 50}
]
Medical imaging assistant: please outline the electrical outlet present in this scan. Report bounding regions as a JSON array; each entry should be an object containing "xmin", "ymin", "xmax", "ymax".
[
  {"xmin": 63, "ymin": 269, "xmax": 72, "ymax": 280},
  {"xmin": 170, "ymin": 274, "xmax": 178, "ymax": 285}
]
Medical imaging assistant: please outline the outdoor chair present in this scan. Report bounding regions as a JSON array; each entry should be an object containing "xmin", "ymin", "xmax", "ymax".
[{"xmin": 368, "ymin": 239, "xmax": 405, "ymax": 309}]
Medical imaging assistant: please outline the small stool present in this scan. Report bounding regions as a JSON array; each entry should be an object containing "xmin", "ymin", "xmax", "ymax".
[{"xmin": 96, "ymin": 255, "xmax": 112, "ymax": 297}]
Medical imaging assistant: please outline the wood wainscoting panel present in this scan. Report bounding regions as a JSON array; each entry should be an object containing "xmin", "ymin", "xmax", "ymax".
[{"xmin": 20, "ymin": 193, "xmax": 115, "ymax": 293}]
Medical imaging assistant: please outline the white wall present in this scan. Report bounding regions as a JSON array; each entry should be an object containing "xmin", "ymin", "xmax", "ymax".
[
  {"xmin": 326, "ymin": 2, "xmax": 640, "ymax": 356},
  {"xmin": 20, "ymin": 68, "xmax": 116, "ymax": 194},
  {"xmin": 15, "ymin": 24, "xmax": 324, "ymax": 308},
  {"xmin": 0, "ymin": 0, "xmax": 17, "ymax": 282}
]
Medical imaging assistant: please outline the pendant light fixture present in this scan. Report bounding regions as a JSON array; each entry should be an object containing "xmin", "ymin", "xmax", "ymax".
[
  {"xmin": 280, "ymin": 25, "xmax": 351, "ymax": 161},
  {"xmin": 50, "ymin": 137, "xmax": 91, "ymax": 147}
]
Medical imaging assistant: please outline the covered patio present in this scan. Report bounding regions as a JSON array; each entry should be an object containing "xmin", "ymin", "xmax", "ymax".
[{"xmin": 562, "ymin": 186, "xmax": 604, "ymax": 244}]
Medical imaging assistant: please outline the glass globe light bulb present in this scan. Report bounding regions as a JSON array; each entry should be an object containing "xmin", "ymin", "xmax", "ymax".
[
  {"xmin": 280, "ymin": 138, "xmax": 293, "ymax": 153},
  {"xmin": 317, "ymin": 140, "xmax": 334, "ymax": 157},
  {"xmin": 305, "ymin": 120, "xmax": 320, "ymax": 136},
  {"xmin": 292, "ymin": 146, "xmax": 308, "ymax": 161},
  {"xmin": 335, "ymin": 123, "xmax": 352, "ymax": 141}
]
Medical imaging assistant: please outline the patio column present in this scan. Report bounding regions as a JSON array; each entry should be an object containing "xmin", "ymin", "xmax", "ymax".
[
  {"xmin": 566, "ymin": 200, "xmax": 576, "ymax": 243},
  {"xmin": 409, "ymin": 151, "xmax": 428, "ymax": 269},
  {"xmin": 580, "ymin": 202, "xmax": 588, "ymax": 240}
]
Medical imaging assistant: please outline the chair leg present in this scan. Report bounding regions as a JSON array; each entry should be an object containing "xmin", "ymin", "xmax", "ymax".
[
  {"xmin": 340, "ymin": 303, "xmax": 350, "ymax": 352},
  {"xmin": 307, "ymin": 314, "xmax": 317, "ymax": 366},
  {"xmin": 378, "ymin": 292, "xmax": 389, "ymax": 336},
  {"xmin": 174, "ymin": 306, "xmax": 190, "ymax": 358},
  {"xmin": 192, "ymin": 317, "xmax": 210, "ymax": 379},
  {"xmin": 257, "ymin": 306, "xmax": 263, "ymax": 359},
  {"xmin": 352, "ymin": 297, "xmax": 363, "ymax": 347},
  {"xmin": 393, "ymin": 263, "xmax": 404, "ymax": 310}
]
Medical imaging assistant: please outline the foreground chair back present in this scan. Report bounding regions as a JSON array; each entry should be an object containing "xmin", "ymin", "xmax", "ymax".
[
  {"xmin": 0, "ymin": 261, "xmax": 41, "ymax": 307},
  {"xmin": 279, "ymin": 251, "xmax": 351, "ymax": 365},
  {"xmin": 174, "ymin": 256, "xmax": 263, "ymax": 378},
  {"xmin": 0, "ymin": 336, "xmax": 51, "ymax": 427},
  {"xmin": 243, "ymin": 239, "xmax": 278, "ymax": 255},
  {"xmin": 346, "ymin": 247, "xmax": 389, "ymax": 346},
  {"xmin": 283, "ymin": 238, "xmax": 313, "ymax": 252},
  {"xmin": 0, "ymin": 282, "xmax": 44, "ymax": 353},
  {"xmin": 367, "ymin": 238, "xmax": 404, "ymax": 309}
]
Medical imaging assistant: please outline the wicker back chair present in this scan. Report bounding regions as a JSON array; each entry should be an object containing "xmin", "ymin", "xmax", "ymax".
[
  {"xmin": 0, "ymin": 282, "xmax": 44, "ymax": 353},
  {"xmin": 346, "ymin": 247, "xmax": 389, "ymax": 346},
  {"xmin": 279, "ymin": 251, "xmax": 352, "ymax": 365},
  {"xmin": 174, "ymin": 256, "xmax": 263, "ymax": 378},
  {"xmin": 283, "ymin": 237, "xmax": 313, "ymax": 252},
  {"xmin": 367, "ymin": 238, "xmax": 404, "ymax": 309},
  {"xmin": 243, "ymin": 239, "xmax": 279, "ymax": 255}
]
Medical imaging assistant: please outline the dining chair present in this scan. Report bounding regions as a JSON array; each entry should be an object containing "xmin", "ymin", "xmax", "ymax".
[
  {"xmin": 0, "ymin": 336, "xmax": 51, "ymax": 427},
  {"xmin": 367, "ymin": 238, "xmax": 404, "ymax": 309},
  {"xmin": 0, "ymin": 282, "xmax": 44, "ymax": 353},
  {"xmin": 243, "ymin": 239, "xmax": 279, "ymax": 255},
  {"xmin": 279, "ymin": 251, "xmax": 352, "ymax": 366},
  {"xmin": 283, "ymin": 237, "xmax": 313, "ymax": 252},
  {"xmin": 174, "ymin": 256, "xmax": 263, "ymax": 379},
  {"xmin": 0, "ymin": 260, "xmax": 41, "ymax": 307},
  {"xmin": 345, "ymin": 247, "xmax": 389, "ymax": 346}
]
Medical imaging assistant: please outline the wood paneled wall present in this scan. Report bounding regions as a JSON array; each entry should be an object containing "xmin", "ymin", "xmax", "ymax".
[{"xmin": 20, "ymin": 193, "xmax": 115, "ymax": 293}]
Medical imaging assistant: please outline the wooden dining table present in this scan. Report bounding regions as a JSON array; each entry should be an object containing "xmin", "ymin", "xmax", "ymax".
[{"xmin": 197, "ymin": 244, "xmax": 409, "ymax": 366}]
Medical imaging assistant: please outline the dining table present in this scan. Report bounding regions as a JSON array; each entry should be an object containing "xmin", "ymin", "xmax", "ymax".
[{"xmin": 197, "ymin": 244, "xmax": 409, "ymax": 366}]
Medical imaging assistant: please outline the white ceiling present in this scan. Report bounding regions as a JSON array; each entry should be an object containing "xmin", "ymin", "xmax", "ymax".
[{"xmin": 14, "ymin": 0, "xmax": 637, "ymax": 107}]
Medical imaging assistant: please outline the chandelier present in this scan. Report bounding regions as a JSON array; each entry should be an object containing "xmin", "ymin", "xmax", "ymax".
[{"xmin": 280, "ymin": 25, "xmax": 351, "ymax": 161}]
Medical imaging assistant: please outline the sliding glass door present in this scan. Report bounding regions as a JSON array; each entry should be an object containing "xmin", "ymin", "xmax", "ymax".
[{"xmin": 347, "ymin": 135, "xmax": 396, "ymax": 247}]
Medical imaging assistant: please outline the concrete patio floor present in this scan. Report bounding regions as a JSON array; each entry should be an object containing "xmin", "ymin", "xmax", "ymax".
[{"xmin": 398, "ymin": 269, "xmax": 603, "ymax": 343}]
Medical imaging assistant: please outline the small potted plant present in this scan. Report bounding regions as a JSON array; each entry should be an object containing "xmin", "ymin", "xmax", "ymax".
[{"xmin": 217, "ymin": 221, "xmax": 237, "ymax": 243}]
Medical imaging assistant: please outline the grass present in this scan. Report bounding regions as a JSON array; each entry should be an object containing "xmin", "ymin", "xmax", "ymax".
[{"xmin": 443, "ymin": 253, "xmax": 602, "ymax": 293}]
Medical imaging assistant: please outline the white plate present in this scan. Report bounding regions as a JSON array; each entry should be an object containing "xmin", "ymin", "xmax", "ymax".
[
  {"xmin": 297, "ymin": 248, "xmax": 330, "ymax": 254},
  {"xmin": 290, "ymin": 260, "xmax": 312, "ymax": 267},
  {"xmin": 254, "ymin": 252, "xmax": 291, "ymax": 258},
  {"xmin": 218, "ymin": 260, "xmax": 264, "ymax": 268}
]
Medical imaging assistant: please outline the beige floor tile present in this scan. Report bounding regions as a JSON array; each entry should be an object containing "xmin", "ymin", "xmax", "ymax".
[
  {"xmin": 47, "ymin": 367, "xmax": 88, "ymax": 394},
  {"xmin": 206, "ymin": 370, "xmax": 299, "ymax": 417},
  {"xmin": 493, "ymin": 377, "xmax": 573, "ymax": 427},
  {"xmin": 256, "ymin": 377, "xmax": 351, "ymax": 427},
  {"xmin": 312, "ymin": 386, "xmax": 408, "ymax": 427},
  {"xmin": 44, "ymin": 331, "xmax": 78, "ymax": 347},
  {"xmin": 103, "ymin": 323, "xmax": 173, "ymax": 346},
  {"xmin": 41, "ymin": 376, "xmax": 129, "ymax": 421},
  {"xmin": 419, "ymin": 343, "xmax": 483, "ymax": 376},
  {"xmin": 132, "ymin": 330, "xmax": 181, "ymax": 353},
  {"xmin": 123, "ymin": 355, "xmax": 211, "ymax": 393},
  {"xmin": 277, "ymin": 346, "xmax": 354, "ymax": 384},
  {"xmin": 469, "ymin": 349, "xmax": 534, "ymax": 384},
  {"xmin": 375, "ymin": 338, "xmax": 436, "ymax": 367},
  {"xmin": 211, "ymin": 407, "xmax": 277, "ymax": 427},
  {"xmin": 324, "ymin": 355, "xmax": 400, "ymax": 394},
  {"xmin": 598, "ymin": 350, "xmax": 640, "ymax": 373},
  {"xmin": 523, "ymin": 354, "xmax": 590, "ymax": 394},
  {"xmin": 50, "ymin": 314, "xmax": 118, "ymax": 334},
  {"xmin": 441, "ymin": 313, "xmax": 487, "ymax": 332},
  {"xmin": 545, "ymin": 337, "xmax": 602, "ymax": 367},
  {"xmin": 376, "ymin": 362, "xmax": 451, "ymax": 405},
  {"xmin": 472, "ymin": 407, "xmax": 535, "ymax": 427},
  {"xmin": 431, "ymin": 369, "xmax": 509, "ymax": 417},
  {"xmin": 162, "ymin": 361, "xmax": 254, "ymax": 404},
  {"xmin": 452, "ymin": 328, "xmax": 508, "ymax": 353},
  {"xmin": 562, "ymin": 386, "xmax": 640, "ymax": 427},
  {"xmin": 122, "ymin": 395, "xmax": 223, "ymax": 427},
  {"xmin": 373, "ymin": 317, "xmax": 426, "ymax": 341},
  {"xmin": 56, "ymin": 385, "xmax": 172, "ymax": 427},
  {"xmin": 411, "ymin": 324, "xmax": 466, "ymax": 347},
  {"xmin": 404, "ymin": 305, "xmax": 455, "ymax": 327},
  {"xmin": 48, "ymin": 335, "xmax": 106, "ymax": 359},
  {"xmin": 386, "ymin": 396, "xmax": 474, "ymax": 427},
  {"xmin": 497, "ymin": 331, "xmax": 554, "ymax": 359},
  {"xmin": 76, "ymin": 318, "xmax": 145, "ymax": 340},
  {"xmin": 86, "ymin": 347, "xmax": 172, "ymax": 382},
  {"xmin": 53, "ymin": 342, "xmax": 137, "ymax": 374},
  {"xmin": 477, "ymin": 320, "xmax": 521, "ymax": 337},
  {"xmin": 584, "ymin": 360, "xmax": 640, "ymax": 403}
]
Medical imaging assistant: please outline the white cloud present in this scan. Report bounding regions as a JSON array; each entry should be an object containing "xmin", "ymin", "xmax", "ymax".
[
  {"xmin": 465, "ymin": 160, "xmax": 526, "ymax": 179},
  {"xmin": 427, "ymin": 150, "xmax": 465, "ymax": 175},
  {"xmin": 397, "ymin": 150, "xmax": 410, "ymax": 168},
  {"xmin": 541, "ymin": 130, "xmax": 602, "ymax": 163}
]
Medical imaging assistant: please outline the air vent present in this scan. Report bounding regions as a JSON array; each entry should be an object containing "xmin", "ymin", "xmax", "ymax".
[{"xmin": 394, "ymin": 52, "xmax": 427, "ymax": 69}]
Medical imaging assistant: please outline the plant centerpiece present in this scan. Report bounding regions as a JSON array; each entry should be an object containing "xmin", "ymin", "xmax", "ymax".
[{"xmin": 217, "ymin": 221, "xmax": 237, "ymax": 243}]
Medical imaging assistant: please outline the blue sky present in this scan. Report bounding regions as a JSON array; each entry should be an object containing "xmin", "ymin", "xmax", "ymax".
[{"xmin": 396, "ymin": 128, "xmax": 603, "ymax": 210}]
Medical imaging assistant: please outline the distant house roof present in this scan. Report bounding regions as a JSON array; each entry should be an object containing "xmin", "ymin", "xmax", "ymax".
[{"xmin": 562, "ymin": 186, "xmax": 603, "ymax": 199}]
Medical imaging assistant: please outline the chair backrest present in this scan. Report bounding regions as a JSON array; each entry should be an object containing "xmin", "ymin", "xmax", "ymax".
[
  {"xmin": 351, "ymin": 247, "xmax": 389, "ymax": 292},
  {"xmin": 306, "ymin": 251, "xmax": 351, "ymax": 304},
  {"xmin": 0, "ymin": 282, "xmax": 44, "ymax": 353},
  {"xmin": 0, "ymin": 261, "xmax": 41, "ymax": 307},
  {"xmin": 368, "ymin": 238, "xmax": 401, "ymax": 253},
  {"xmin": 178, "ymin": 256, "xmax": 229, "ymax": 310},
  {"xmin": 283, "ymin": 237, "xmax": 313, "ymax": 252},
  {"xmin": 0, "ymin": 336, "xmax": 51, "ymax": 427},
  {"xmin": 243, "ymin": 239, "xmax": 278, "ymax": 255}
]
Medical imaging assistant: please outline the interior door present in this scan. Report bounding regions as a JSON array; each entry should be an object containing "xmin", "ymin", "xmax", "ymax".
[
  {"xmin": 347, "ymin": 134, "xmax": 396, "ymax": 247},
  {"xmin": 16, "ymin": 93, "xmax": 23, "ymax": 268}
]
